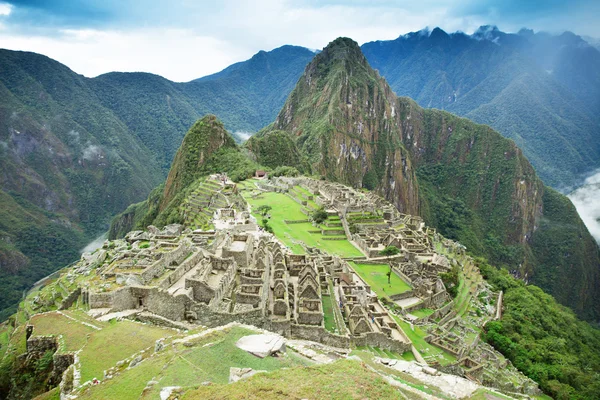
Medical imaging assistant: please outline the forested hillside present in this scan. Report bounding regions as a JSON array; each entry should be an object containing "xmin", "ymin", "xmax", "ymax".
[
  {"xmin": 0, "ymin": 46, "xmax": 314, "ymax": 319},
  {"xmin": 362, "ymin": 26, "xmax": 600, "ymax": 188}
]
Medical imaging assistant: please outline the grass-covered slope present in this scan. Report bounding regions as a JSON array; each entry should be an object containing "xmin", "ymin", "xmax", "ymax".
[
  {"xmin": 109, "ymin": 116, "xmax": 262, "ymax": 237},
  {"xmin": 161, "ymin": 115, "xmax": 237, "ymax": 208},
  {"xmin": 245, "ymin": 130, "xmax": 309, "ymax": 172},
  {"xmin": 182, "ymin": 359, "xmax": 402, "ymax": 400}
]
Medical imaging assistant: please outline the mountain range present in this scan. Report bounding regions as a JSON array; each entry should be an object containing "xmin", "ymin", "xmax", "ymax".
[
  {"xmin": 111, "ymin": 37, "xmax": 600, "ymax": 323},
  {"xmin": 0, "ymin": 46, "xmax": 314, "ymax": 318},
  {"xmin": 1, "ymin": 26, "xmax": 599, "ymax": 320}
]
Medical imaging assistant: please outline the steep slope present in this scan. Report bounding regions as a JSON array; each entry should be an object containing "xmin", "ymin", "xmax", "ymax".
[
  {"xmin": 0, "ymin": 50, "xmax": 160, "ymax": 318},
  {"xmin": 266, "ymin": 38, "xmax": 420, "ymax": 215},
  {"xmin": 255, "ymin": 37, "xmax": 600, "ymax": 320},
  {"xmin": 161, "ymin": 115, "xmax": 237, "ymax": 208},
  {"xmin": 245, "ymin": 130, "xmax": 309, "ymax": 172},
  {"xmin": 362, "ymin": 27, "xmax": 600, "ymax": 188},
  {"xmin": 109, "ymin": 115, "xmax": 259, "ymax": 237}
]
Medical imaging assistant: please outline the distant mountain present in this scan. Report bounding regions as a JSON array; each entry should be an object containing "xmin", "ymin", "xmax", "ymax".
[
  {"xmin": 0, "ymin": 45, "xmax": 314, "ymax": 319},
  {"xmin": 251, "ymin": 37, "xmax": 600, "ymax": 321},
  {"xmin": 361, "ymin": 26, "xmax": 600, "ymax": 188}
]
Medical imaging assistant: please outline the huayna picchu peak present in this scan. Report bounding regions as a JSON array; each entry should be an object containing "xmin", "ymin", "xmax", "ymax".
[{"xmin": 1, "ymin": 7, "xmax": 600, "ymax": 399}]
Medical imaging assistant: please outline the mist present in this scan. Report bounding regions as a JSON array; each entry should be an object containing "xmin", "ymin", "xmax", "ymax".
[{"xmin": 568, "ymin": 170, "xmax": 600, "ymax": 243}]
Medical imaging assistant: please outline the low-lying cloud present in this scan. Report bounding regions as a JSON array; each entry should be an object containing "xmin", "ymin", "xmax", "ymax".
[
  {"xmin": 568, "ymin": 170, "xmax": 600, "ymax": 243},
  {"xmin": 233, "ymin": 131, "xmax": 253, "ymax": 142}
]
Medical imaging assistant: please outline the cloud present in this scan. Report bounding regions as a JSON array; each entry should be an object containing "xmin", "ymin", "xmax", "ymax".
[
  {"xmin": 568, "ymin": 170, "xmax": 600, "ymax": 243},
  {"xmin": 0, "ymin": 0, "xmax": 598, "ymax": 81},
  {"xmin": 0, "ymin": 27, "xmax": 246, "ymax": 81},
  {"xmin": 0, "ymin": 2, "xmax": 11, "ymax": 16}
]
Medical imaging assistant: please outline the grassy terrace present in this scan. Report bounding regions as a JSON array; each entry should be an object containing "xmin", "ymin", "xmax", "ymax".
[
  {"xmin": 241, "ymin": 188, "xmax": 363, "ymax": 257},
  {"xmin": 79, "ymin": 327, "xmax": 313, "ymax": 400},
  {"xmin": 392, "ymin": 315, "xmax": 457, "ymax": 366},
  {"xmin": 349, "ymin": 262, "xmax": 411, "ymax": 300},
  {"xmin": 29, "ymin": 311, "xmax": 176, "ymax": 384},
  {"xmin": 322, "ymin": 295, "xmax": 337, "ymax": 333},
  {"xmin": 182, "ymin": 359, "xmax": 404, "ymax": 400},
  {"xmin": 410, "ymin": 308, "xmax": 435, "ymax": 318}
]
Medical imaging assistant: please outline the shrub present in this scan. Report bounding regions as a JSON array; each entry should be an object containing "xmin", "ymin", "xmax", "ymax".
[
  {"xmin": 312, "ymin": 207, "xmax": 328, "ymax": 224},
  {"xmin": 379, "ymin": 245, "xmax": 400, "ymax": 256}
]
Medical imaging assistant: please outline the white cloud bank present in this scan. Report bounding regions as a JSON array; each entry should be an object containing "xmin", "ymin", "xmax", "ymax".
[{"xmin": 569, "ymin": 170, "xmax": 600, "ymax": 243}]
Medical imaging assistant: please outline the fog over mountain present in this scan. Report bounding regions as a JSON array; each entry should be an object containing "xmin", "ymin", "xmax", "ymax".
[{"xmin": 569, "ymin": 170, "xmax": 600, "ymax": 243}]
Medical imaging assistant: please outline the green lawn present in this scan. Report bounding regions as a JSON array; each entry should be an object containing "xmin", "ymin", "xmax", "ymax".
[
  {"xmin": 322, "ymin": 295, "xmax": 336, "ymax": 333},
  {"xmin": 30, "ymin": 312, "xmax": 97, "ymax": 352},
  {"xmin": 182, "ymin": 359, "xmax": 406, "ymax": 400},
  {"xmin": 79, "ymin": 327, "xmax": 313, "ymax": 400},
  {"xmin": 78, "ymin": 319, "xmax": 177, "ymax": 383},
  {"xmin": 410, "ymin": 308, "xmax": 435, "ymax": 318},
  {"xmin": 243, "ymin": 191, "xmax": 363, "ymax": 258},
  {"xmin": 349, "ymin": 263, "xmax": 411, "ymax": 299}
]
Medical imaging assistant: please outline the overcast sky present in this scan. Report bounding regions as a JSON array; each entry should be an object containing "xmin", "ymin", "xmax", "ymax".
[{"xmin": 0, "ymin": 0, "xmax": 598, "ymax": 82}]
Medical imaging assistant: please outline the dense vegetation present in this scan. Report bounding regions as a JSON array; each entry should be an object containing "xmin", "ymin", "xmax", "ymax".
[
  {"xmin": 362, "ymin": 26, "xmax": 600, "ymax": 188},
  {"xmin": 0, "ymin": 46, "xmax": 314, "ymax": 319},
  {"xmin": 245, "ymin": 130, "xmax": 309, "ymax": 172},
  {"xmin": 109, "ymin": 116, "xmax": 264, "ymax": 237},
  {"xmin": 480, "ymin": 261, "xmax": 600, "ymax": 399}
]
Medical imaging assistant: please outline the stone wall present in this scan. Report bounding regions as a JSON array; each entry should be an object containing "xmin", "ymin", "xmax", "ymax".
[
  {"xmin": 191, "ymin": 304, "xmax": 265, "ymax": 328},
  {"xmin": 59, "ymin": 288, "xmax": 81, "ymax": 310},
  {"xmin": 158, "ymin": 251, "xmax": 204, "ymax": 290},
  {"xmin": 290, "ymin": 324, "xmax": 350, "ymax": 348},
  {"xmin": 88, "ymin": 291, "xmax": 115, "ymax": 309},
  {"xmin": 26, "ymin": 335, "xmax": 58, "ymax": 355},
  {"xmin": 354, "ymin": 332, "xmax": 411, "ymax": 354},
  {"xmin": 142, "ymin": 288, "xmax": 188, "ymax": 321},
  {"xmin": 50, "ymin": 353, "xmax": 75, "ymax": 386}
]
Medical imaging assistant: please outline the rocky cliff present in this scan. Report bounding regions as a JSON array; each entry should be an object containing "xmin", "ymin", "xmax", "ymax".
[{"xmin": 266, "ymin": 38, "xmax": 420, "ymax": 215}]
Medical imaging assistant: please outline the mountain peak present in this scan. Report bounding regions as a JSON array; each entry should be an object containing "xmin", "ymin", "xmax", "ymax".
[
  {"xmin": 161, "ymin": 115, "xmax": 236, "ymax": 208},
  {"xmin": 316, "ymin": 37, "xmax": 364, "ymax": 65},
  {"xmin": 430, "ymin": 27, "xmax": 450, "ymax": 40}
]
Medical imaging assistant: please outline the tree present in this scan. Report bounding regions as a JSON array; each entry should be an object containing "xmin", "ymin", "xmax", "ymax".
[
  {"xmin": 261, "ymin": 218, "xmax": 274, "ymax": 234},
  {"xmin": 256, "ymin": 205, "xmax": 272, "ymax": 217},
  {"xmin": 380, "ymin": 245, "xmax": 400, "ymax": 257},
  {"xmin": 312, "ymin": 207, "xmax": 328, "ymax": 224}
]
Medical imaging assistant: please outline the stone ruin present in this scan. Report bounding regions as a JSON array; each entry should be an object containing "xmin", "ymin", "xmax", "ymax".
[{"xmin": 64, "ymin": 175, "xmax": 536, "ymax": 391}]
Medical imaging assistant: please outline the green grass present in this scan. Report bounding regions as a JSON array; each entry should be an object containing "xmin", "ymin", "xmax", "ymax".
[
  {"xmin": 33, "ymin": 387, "xmax": 61, "ymax": 400},
  {"xmin": 392, "ymin": 316, "xmax": 456, "ymax": 365},
  {"xmin": 410, "ymin": 308, "xmax": 435, "ymax": 318},
  {"xmin": 349, "ymin": 262, "xmax": 411, "ymax": 299},
  {"xmin": 145, "ymin": 327, "xmax": 312, "ymax": 396},
  {"xmin": 77, "ymin": 327, "xmax": 314, "ymax": 400},
  {"xmin": 0, "ymin": 324, "xmax": 12, "ymax": 359},
  {"xmin": 182, "ymin": 359, "xmax": 407, "ymax": 400},
  {"xmin": 78, "ymin": 351, "xmax": 172, "ymax": 400},
  {"xmin": 30, "ymin": 312, "xmax": 97, "ymax": 352},
  {"xmin": 242, "ymin": 191, "xmax": 363, "ymax": 257},
  {"xmin": 321, "ymin": 295, "xmax": 337, "ymax": 333},
  {"xmin": 78, "ymin": 319, "xmax": 176, "ymax": 383}
]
